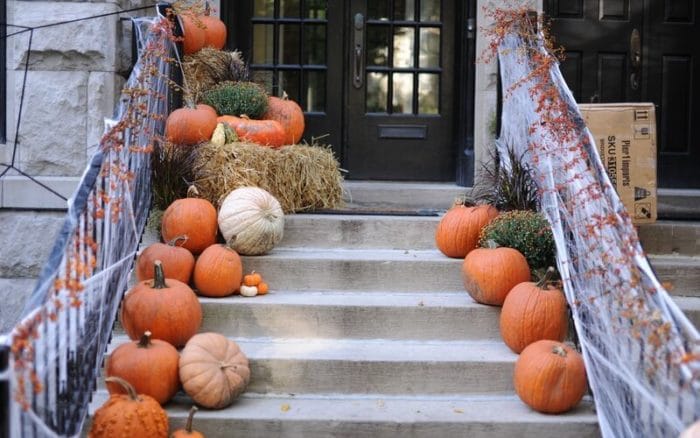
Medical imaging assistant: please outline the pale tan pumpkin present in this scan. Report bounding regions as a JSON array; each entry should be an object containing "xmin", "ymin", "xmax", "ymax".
[
  {"xmin": 218, "ymin": 187, "xmax": 284, "ymax": 255},
  {"xmin": 179, "ymin": 332, "xmax": 250, "ymax": 409}
]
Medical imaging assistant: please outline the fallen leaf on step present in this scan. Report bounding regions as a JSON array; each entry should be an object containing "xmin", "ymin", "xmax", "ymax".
[
  {"xmin": 377, "ymin": 399, "xmax": 385, "ymax": 408},
  {"xmin": 417, "ymin": 301, "xmax": 424, "ymax": 307},
  {"xmin": 661, "ymin": 281, "xmax": 674, "ymax": 291},
  {"xmin": 453, "ymin": 408, "xmax": 464, "ymax": 414},
  {"xmin": 281, "ymin": 403, "xmax": 290, "ymax": 412}
]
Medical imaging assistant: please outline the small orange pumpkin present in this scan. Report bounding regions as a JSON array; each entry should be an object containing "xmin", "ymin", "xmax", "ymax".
[
  {"xmin": 257, "ymin": 281, "xmax": 269, "ymax": 295},
  {"xmin": 179, "ymin": 332, "xmax": 250, "ymax": 409},
  {"xmin": 180, "ymin": 14, "xmax": 206, "ymax": 55},
  {"xmin": 89, "ymin": 376, "xmax": 169, "ymax": 438},
  {"xmin": 120, "ymin": 261, "xmax": 202, "ymax": 347},
  {"xmin": 165, "ymin": 104, "xmax": 218, "ymax": 146},
  {"xmin": 500, "ymin": 267, "xmax": 569, "ymax": 353},
  {"xmin": 193, "ymin": 244, "xmax": 243, "ymax": 297},
  {"xmin": 218, "ymin": 115, "xmax": 286, "ymax": 148},
  {"xmin": 262, "ymin": 94, "xmax": 305, "ymax": 145},
  {"xmin": 201, "ymin": 14, "xmax": 227, "ymax": 49},
  {"xmin": 171, "ymin": 406, "xmax": 204, "ymax": 438},
  {"xmin": 106, "ymin": 331, "xmax": 180, "ymax": 405},
  {"xmin": 243, "ymin": 271, "xmax": 262, "ymax": 287},
  {"xmin": 435, "ymin": 200, "xmax": 498, "ymax": 258},
  {"xmin": 462, "ymin": 240, "xmax": 531, "ymax": 306},
  {"xmin": 161, "ymin": 197, "xmax": 218, "ymax": 255},
  {"xmin": 514, "ymin": 340, "xmax": 587, "ymax": 414},
  {"xmin": 135, "ymin": 236, "xmax": 195, "ymax": 284}
]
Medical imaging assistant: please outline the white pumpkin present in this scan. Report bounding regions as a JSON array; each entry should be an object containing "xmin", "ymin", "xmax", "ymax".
[{"xmin": 218, "ymin": 187, "xmax": 284, "ymax": 255}]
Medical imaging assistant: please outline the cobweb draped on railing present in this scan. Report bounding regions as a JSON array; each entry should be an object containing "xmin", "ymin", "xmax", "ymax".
[
  {"xmin": 495, "ymin": 19, "xmax": 699, "ymax": 438},
  {"xmin": 4, "ymin": 14, "xmax": 174, "ymax": 437}
]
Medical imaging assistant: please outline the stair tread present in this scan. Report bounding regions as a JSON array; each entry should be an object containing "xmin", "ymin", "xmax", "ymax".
[
  {"xmin": 197, "ymin": 291, "xmax": 479, "ymax": 307},
  {"xmin": 89, "ymin": 390, "xmax": 598, "ymax": 424},
  {"xmin": 245, "ymin": 247, "xmax": 457, "ymax": 261},
  {"xmin": 108, "ymin": 335, "xmax": 517, "ymax": 363}
]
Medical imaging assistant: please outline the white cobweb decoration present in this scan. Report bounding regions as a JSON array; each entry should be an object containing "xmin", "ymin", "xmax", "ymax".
[{"xmin": 493, "ymin": 11, "xmax": 699, "ymax": 438}]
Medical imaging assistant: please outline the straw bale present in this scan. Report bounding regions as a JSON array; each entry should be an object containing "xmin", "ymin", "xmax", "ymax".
[
  {"xmin": 192, "ymin": 141, "xmax": 345, "ymax": 213},
  {"xmin": 182, "ymin": 48, "xmax": 248, "ymax": 102}
]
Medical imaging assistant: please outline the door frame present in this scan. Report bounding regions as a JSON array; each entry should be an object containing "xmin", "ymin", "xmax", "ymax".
[{"xmin": 221, "ymin": 0, "xmax": 477, "ymax": 186}]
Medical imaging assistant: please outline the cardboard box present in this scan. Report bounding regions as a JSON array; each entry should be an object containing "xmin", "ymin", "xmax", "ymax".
[{"xmin": 579, "ymin": 103, "xmax": 657, "ymax": 224}]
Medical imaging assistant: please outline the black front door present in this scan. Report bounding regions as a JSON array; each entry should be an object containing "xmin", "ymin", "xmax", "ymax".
[
  {"xmin": 547, "ymin": 0, "xmax": 700, "ymax": 188},
  {"xmin": 226, "ymin": 0, "xmax": 459, "ymax": 181}
]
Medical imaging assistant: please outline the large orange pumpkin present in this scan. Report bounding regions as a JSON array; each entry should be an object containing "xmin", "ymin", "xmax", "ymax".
[
  {"xmin": 462, "ymin": 240, "xmax": 531, "ymax": 306},
  {"xmin": 193, "ymin": 244, "xmax": 243, "ymax": 297},
  {"xmin": 201, "ymin": 14, "xmax": 227, "ymax": 49},
  {"xmin": 89, "ymin": 376, "xmax": 169, "ymax": 438},
  {"xmin": 106, "ymin": 331, "xmax": 180, "ymax": 405},
  {"xmin": 161, "ymin": 197, "xmax": 218, "ymax": 255},
  {"xmin": 514, "ymin": 340, "xmax": 587, "ymax": 414},
  {"xmin": 172, "ymin": 406, "xmax": 205, "ymax": 438},
  {"xmin": 500, "ymin": 267, "xmax": 568, "ymax": 353},
  {"xmin": 135, "ymin": 236, "xmax": 195, "ymax": 284},
  {"xmin": 180, "ymin": 14, "xmax": 206, "ymax": 55},
  {"xmin": 179, "ymin": 332, "xmax": 250, "ymax": 409},
  {"xmin": 262, "ymin": 94, "xmax": 305, "ymax": 145},
  {"xmin": 165, "ymin": 104, "xmax": 217, "ymax": 146},
  {"xmin": 218, "ymin": 115, "xmax": 286, "ymax": 148},
  {"xmin": 120, "ymin": 261, "xmax": 202, "ymax": 347},
  {"xmin": 435, "ymin": 200, "xmax": 498, "ymax": 258}
]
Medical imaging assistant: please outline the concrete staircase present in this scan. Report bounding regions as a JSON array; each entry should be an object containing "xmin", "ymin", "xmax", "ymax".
[{"xmin": 85, "ymin": 182, "xmax": 700, "ymax": 437}]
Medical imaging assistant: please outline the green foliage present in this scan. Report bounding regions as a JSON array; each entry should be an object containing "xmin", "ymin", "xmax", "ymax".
[
  {"xmin": 479, "ymin": 210, "xmax": 555, "ymax": 271},
  {"xmin": 201, "ymin": 81, "xmax": 269, "ymax": 119}
]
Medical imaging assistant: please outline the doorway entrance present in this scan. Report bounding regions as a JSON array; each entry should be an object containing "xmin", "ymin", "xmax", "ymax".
[
  {"xmin": 547, "ymin": 1, "xmax": 700, "ymax": 188},
  {"xmin": 225, "ymin": 0, "xmax": 462, "ymax": 181}
]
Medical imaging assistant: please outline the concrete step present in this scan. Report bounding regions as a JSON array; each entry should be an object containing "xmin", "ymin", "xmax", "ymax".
[
  {"xmin": 649, "ymin": 254, "xmax": 700, "ymax": 297},
  {"xmin": 341, "ymin": 181, "xmax": 465, "ymax": 212},
  {"xmin": 106, "ymin": 336, "xmax": 518, "ymax": 396},
  {"xmin": 87, "ymin": 392, "xmax": 600, "ymax": 438},
  {"xmin": 114, "ymin": 291, "xmax": 502, "ymax": 341},
  {"xmin": 638, "ymin": 220, "xmax": 700, "ymax": 256}
]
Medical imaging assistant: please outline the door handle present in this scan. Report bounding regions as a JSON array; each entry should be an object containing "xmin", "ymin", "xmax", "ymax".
[
  {"xmin": 353, "ymin": 13, "xmax": 364, "ymax": 89},
  {"xmin": 630, "ymin": 28, "xmax": 641, "ymax": 90}
]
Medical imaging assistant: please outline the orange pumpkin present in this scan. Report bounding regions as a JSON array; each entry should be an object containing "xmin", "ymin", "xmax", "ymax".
[
  {"xmin": 161, "ymin": 197, "xmax": 218, "ymax": 255},
  {"xmin": 180, "ymin": 14, "xmax": 206, "ymax": 55},
  {"xmin": 500, "ymin": 267, "xmax": 568, "ymax": 353},
  {"xmin": 120, "ymin": 261, "xmax": 202, "ymax": 347},
  {"xmin": 257, "ymin": 281, "xmax": 269, "ymax": 295},
  {"xmin": 165, "ymin": 105, "xmax": 217, "ymax": 146},
  {"xmin": 201, "ymin": 15, "xmax": 227, "ymax": 49},
  {"xmin": 89, "ymin": 376, "xmax": 169, "ymax": 438},
  {"xmin": 514, "ymin": 340, "xmax": 587, "ymax": 414},
  {"xmin": 462, "ymin": 240, "xmax": 531, "ymax": 306},
  {"xmin": 197, "ymin": 103, "xmax": 218, "ymax": 119},
  {"xmin": 193, "ymin": 244, "xmax": 243, "ymax": 297},
  {"xmin": 135, "ymin": 236, "xmax": 195, "ymax": 284},
  {"xmin": 435, "ymin": 200, "xmax": 498, "ymax": 258},
  {"xmin": 217, "ymin": 115, "xmax": 286, "ymax": 148},
  {"xmin": 262, "ymin": 94, "xmax": 305, "ymax": 144},
  {"xmin": 106, "ymin": 331, "xmax": 180, "ymax": 405},
  {"xmin": 179, "ymin": 332, "xmax": 250, "ymax": 409},
  {"xmin": 243, "ymin": 271, "xmax": 262, "ymax": 287},
  {"xmin": 171, "ymin": 406, "xmax": 204, "ymax": 438}
]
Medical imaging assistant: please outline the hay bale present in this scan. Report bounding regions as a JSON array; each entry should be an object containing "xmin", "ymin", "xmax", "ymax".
[
  {"xmin": 182, "ymin": 48, "xmax": 248, "ymax": 102},
  {"xmin": 192, "ymin": 141, "xmax": 345, "ymax": 213}
]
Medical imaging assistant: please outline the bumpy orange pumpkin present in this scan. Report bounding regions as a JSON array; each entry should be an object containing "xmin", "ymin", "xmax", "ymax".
[
  {"xmin": 193, "ymin": 244, "xmax": 243, "ymax": 297},
  {"xmin": 120, "ymin": 261, "xmax": 202, "ymax": 347},
  {"xmin": 462, "ymin": 240, "xmax": 531, "ymax": 306},
  {"xmin": 435, "ymin": 200, "xmax": 498, "ymax": 258},
  {"xmin": 218, "ymin": 115, "xmax": 286, "ymax": 148},
  {"xmin": 262, "ymin": 94, "xmax": 305, "ymax": 144},
  {"xmin": 201, "ymin": 14, "xmax": 227, "ymax": 49},
  {"xmin": 514, "ymin": 340, "xmax": 587, "ymax": 414},
  {"xmin": 165, "ymin": 105, "xmax": 218, "ymax": 146},
  {"xmin": 179, "ymin": 332, "xmax": 250, "ymax": 409},
  {"xmin": 180, "ymin": 14, "xmax": 206, "ymax": 55},
  {"xmin": 161, "ymin": 197, "xmax": 218, "ymax": 255},
  {"xmin": 89, "ymin": 376, "xmax": 169, "ymax": 438},
  {"xmin": 500, "ymin": 267, "xmax": 568, "ymax": 353},
  {"xmin": 135, "ymin": 236, "xmax": 195, "ymax": 284},
  {"xmin": 171, "ymin": 406, "xmax": 205, "ymax": 438},
  {"xmin": 106, "ymin": 331, "xmax": 180, "ymax": 405}
]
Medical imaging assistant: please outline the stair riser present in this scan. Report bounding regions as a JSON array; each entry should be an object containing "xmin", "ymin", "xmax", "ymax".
[
  {"xmin": 652, "ymin": 260, "xmax": 700, "ymax": 297},
  {"xmin": 638, "ymin": 222, "xmax": 700, "ymax": 256}
]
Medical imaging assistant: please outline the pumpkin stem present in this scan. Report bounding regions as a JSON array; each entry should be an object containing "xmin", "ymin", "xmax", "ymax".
[
  {"xmin": 281, "ymin": 90, "xmax": 289, "ymax": 100},
  {"xmin": 185, "ymin": 406, "xmax": 198, "ymax": 433},
  {"xmin": 240, "ymin": 114, "xmax": 251, "ymax": 120},
  {"xmin": 186, "ymin": 185, "xmax": 201, "ymax": 198},
  {"xmin": 536, "ymin": 267, "xmax": 557, "ymax": 289},
  {"xmin": 152, "ymin": 260, "xmax": 167, "ymax": 289},
  {"xmin": 167, "ymin": 235, "xmax": 189, "ymax": 247},
  {"xmin": 552, "ymin": 345, "xmax": 568, "ymax": 357},
  {"xmin": 105, "ymin": 376, "xmax": 139, "ymax": 401},
  {"xmin": 484, "ymin": 239, "xmax": 499, "ymax": 249},
  {"xmin": 138, "ymin": 331, "xmax": 153, "ymax": 348}
]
